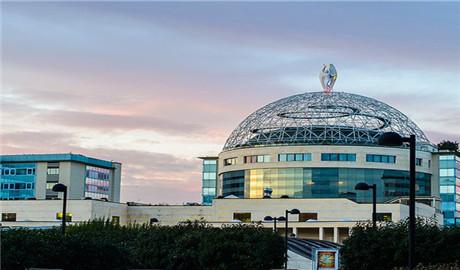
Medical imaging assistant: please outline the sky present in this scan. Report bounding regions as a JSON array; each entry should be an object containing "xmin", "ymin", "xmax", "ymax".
[{"xmin": 1, "ymin": 2, "xmax": 459, "ymax": 204}]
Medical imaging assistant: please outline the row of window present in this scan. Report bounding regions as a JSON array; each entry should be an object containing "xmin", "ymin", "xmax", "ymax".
[
  {"xmin": 86, "ymin": 166, "xmax": 110, "ymax": 180},
  {"xmin": 321, "ymin": 153, "xmax": 356, "ymax": 161},
  {"xmin": 1, "ymin": 182, "xmax": 34, "ymax": 190},
  {"xmin": 279, "ymin": 153, "xmax": 312, "ymax": 162},
  {"xmin": 366, "ymin": 154, "xmax": 396, "ymax": 164},
  {"xmin": 0, "ymin": 168, "xmax": 36, "ymax": 176},
  {"xmin": 47, "ymin": 168, "xmax": 59, "ymax": 175},
  {"xmin": 232, "ymin": 212, "xmax": 392, "ymax": 223},
  {"xmin": 244, "ymin": 155, "xmax": 271, "ymax": 164},
  {"xmin": 224, "ymin": 157, "xmax": 237, "ymax": 166},
  {"xmin": 223, "ymin": 153, "xmax": 430, "ymax": 166}
]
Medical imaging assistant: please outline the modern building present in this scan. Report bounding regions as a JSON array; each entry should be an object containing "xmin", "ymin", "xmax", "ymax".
[
  {"xmin": 0, "ymin": 153, "xmax": 122, "ymax": 202},
  {"xmin": 433, "ymin": 150, "xmax": 460, "ymax": 225},
  {"xmin": 199, "ymin": 157, "xmax": 218, "ymax": 205},
  {"xmin": 0, "ymin": 67, "xmax": 455, "ymax": 244}
]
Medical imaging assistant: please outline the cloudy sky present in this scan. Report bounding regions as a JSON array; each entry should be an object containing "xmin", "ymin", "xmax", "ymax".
[{"xmin": 1, "ymin": 2, "xmax": 459, "ymax": 204}]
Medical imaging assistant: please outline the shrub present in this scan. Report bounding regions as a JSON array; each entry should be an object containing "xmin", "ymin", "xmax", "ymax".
[
  {"xmin": 340, "ymin": 219, "xmax": 460, "ymax": 270},
  {"xmin": 1, "ymin": 220, "xmax": 284, "ymax": 270}
]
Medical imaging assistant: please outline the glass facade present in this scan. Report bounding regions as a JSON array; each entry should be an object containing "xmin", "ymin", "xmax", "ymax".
[
  {"xmin": 202, "ymin": 159, "xmax": 217, "ymax": 205},
  {"xmin": 85, "ymin": 166, "xmax": 110, "ymax": 199},
  {"xmin": 222, "ymin": 167, "xmax": 431, "ymax": 203},
  {"xmin": 439, "ymin": 155, "xmax": 460, "ymax": 225},
  {"xmin": 0, "ymin": 163, "xmax": 36, "ymax": 199}
]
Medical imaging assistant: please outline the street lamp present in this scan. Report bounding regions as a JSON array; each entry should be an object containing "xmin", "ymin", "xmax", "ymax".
[
  {"xmin": 263, "ymin": 215, "xmax": 286, "ymax": 232},
  {"xmin": 52, "ymin": 183, "xmax": 68, "ymax": 235},
  {"xmin": 378, "ymin": 132, "xmax": 416, "ymax": 270},
  {"xmin": 355, "ymin": 182, "xmax": 377, "ymax": 228},
  {"xmin": 284, "ymin": 208, "xmax": 300, "ymax": 270}
]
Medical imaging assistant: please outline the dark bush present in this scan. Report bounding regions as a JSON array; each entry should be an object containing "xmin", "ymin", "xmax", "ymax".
[
  {"xmin": 1, "ymin": 220, "xmax": 284, "ymax": 270},
  {"xmin": 340, "ymin": 219, "xmax": 460, "ymax": 270}
]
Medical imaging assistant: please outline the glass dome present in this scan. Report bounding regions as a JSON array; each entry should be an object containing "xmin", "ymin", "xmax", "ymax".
[{"xmin": 223, "ymin": 91, "xmax": 430, "ymax": 150}]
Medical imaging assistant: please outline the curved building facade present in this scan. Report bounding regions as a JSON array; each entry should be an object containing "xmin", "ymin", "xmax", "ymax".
[{"xmin": 214, "ymin": 91, "xmax": 436, "ymax": 204}]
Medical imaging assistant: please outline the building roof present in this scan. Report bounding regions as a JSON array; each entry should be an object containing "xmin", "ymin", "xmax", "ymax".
[
  {"xmin": 0, "ymin": 153, "xmax": 116, "ymax": 168},
  {"xmin": 223, "ymin": 91, "xmax": 430, "ymax": 150}
]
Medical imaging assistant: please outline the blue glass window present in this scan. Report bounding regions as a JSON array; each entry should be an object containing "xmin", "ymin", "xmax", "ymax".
[
  {"xmin": 322, "ymin": 153, "xmax": 356, "ymax": 162},
  {"xmin": 366, "ymin": 154, "xmax": 396, "ymax": 164},
  {"xmin": 278, "ymin": 153, "xmax": 312, "ymax": 162}
]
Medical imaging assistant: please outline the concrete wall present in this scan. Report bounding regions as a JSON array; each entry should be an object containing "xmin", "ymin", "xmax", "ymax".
[
  {"xmin": 111, "ymin": 162, "xmax": 122, "ymax": 203},
  {"xmin": 0, "ymin": 200, "xmax": 127, "ymax": 227},
  {"xmin": 35, "ymin": 162, "xmax": 48, "ymax": 199},
  {"xmin": 0, "ymin": 198, "xmax": 442, "ymax": 244}
]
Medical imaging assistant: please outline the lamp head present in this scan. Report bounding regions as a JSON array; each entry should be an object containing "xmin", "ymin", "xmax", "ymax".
[
  {"xmin": 264, "ymin": 216, "xmax": 274, "ymax": 221},
  {"xmin": 277, "ymin": 216, "xmax": 286, "ymax": 221},
  {"xmin": 52, "ymin": 183, "xmax": 67, "ymax": 192},
  {"xmin": 289, "ymin": 208, "xmax": 300, "ymax": 215},
  {"xmin": 378, "ymin": 132, "xmax": 404, "ymax": 147},
  {"xmin": 150, "ymin": 218, "xmax": 159, "ymax": 223},
  {"xmin": 355, "ymin": 182, "xmax": 370, "ymax": 191}
]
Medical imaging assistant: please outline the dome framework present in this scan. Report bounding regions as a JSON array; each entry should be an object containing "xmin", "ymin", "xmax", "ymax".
[{"xmin": 223, "ymin": 92, "xmax": 430, "ymax": 150}]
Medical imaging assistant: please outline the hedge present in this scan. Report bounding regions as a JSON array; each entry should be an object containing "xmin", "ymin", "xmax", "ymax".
[
  {"xmin": 340, "ymin": 219, "xmax": 460, "ymax": 270},
  {"xmin": 1, "ymin": 220, "xmax": 284, "ymax": 270}
]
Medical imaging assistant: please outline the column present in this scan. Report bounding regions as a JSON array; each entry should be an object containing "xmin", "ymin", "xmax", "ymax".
[
  {"xmin": 333, "ymin": 227, "xmax": 339, "ymax": 243},
  {"xmin": 319, "ymin": 227, "xmax": 324, "ymax": 240}
]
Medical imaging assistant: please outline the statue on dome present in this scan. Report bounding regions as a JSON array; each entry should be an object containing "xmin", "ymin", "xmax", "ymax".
[{"xmin": 319, "ymin": 64, "xmax": 337, "ymax": 93}]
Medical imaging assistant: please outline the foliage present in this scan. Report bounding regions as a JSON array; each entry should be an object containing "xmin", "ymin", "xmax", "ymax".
[
  {"xmin": 437, "ymin": 140, "xmax": 459, "ymax": 151},
  {"xmin": 1, "ymin": 220, "xmax": 284, "ymax": 270},
  {"xmin": 394, "ymin": 262, "xmax": 460, "ymax": 270},
  {"xmin": 340, "ymin": 219, "xmax": 460, "ymax": 270}
]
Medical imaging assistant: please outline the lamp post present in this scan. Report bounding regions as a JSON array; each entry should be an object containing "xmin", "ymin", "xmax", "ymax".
[
  {"xmin": 52, "ymin": 183, "xmax": 68, "ymax": 235},
  {"xmin": 378, "ymin": 132, "xmax": 416, "ymax": 270},
  {"xmin": 264, "ymin": 215, "xmax": 286, "ymax": 232},
  {"xmin": 355, "ymin": 182, "xmax": 377, "ymax": 228},
  {"xmin": 284, "ymin": 208, "xmax": 300, "ymax": 270}
]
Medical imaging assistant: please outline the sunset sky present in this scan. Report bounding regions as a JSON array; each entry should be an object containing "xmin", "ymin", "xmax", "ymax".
[{"xmin": 2, "ymin": 2, "xmax": 459, "ymax": 204}]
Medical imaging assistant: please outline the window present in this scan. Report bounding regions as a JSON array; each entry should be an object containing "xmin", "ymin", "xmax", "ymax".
[
  {"xmin": 278, "ymin": 153, "xmax": 312, "ymax": 162},
  {"xmin": 376, "ymin": 213, "xmax": 392, "ymax": 222},
  {"xmin": 416, "ymin": 158, "xmax": 422, "ymax": 166},
  {"xmin": 203, "ymin": 160, "xmax": 217, "ymax": 165},
  {"xmin": 203, "ymin": 172, "xmax": 217, "ymax": 179},
  {"xmin": 56, "ymin": 212, "xmax": 72, "ymax": 222},
  {"xmin": 440, "ymin": 155, "xmax": 455, "ymax": 160},
  {"xmin": 440, "ymin": 186, "xmax": 455, "ymax": 193},
  {"xmin": 233, "ymin": 212, "xmax": 251, "ymax": 222},
  {"xmin": 440, "ymin": 169, "xmax": 455, "ymax": 177},
  {"xmin": 46, "ymin": 183, "xmax": 58, "ymax": 190},
  {"xmin": 47, "ymin": 168, "xmax": 59, "ymax": 175},
  {"xmin": 366, "ymin": 154, "xmax": 396, "ymax": 164},
  {"xmin": 322, "ymin": 153, "xmax": 356, "ymax": 162},
  {"xmin": 2, "ymin": 213, "xmax": 16, "ymax": 221},
  {"xmin": 299, "ymin": 212, "xmax": 318, "ymax": 222},
  {"xmin": 224, "ymin": 158, "xmax": 237, "ymax": 166},
  {"xmin": 16, "ymin": 169, "xmax": 27, "ymax": 175},
  {"xmin": 244, "ymin": 155, "xmax": 271, "ymax": 163}
]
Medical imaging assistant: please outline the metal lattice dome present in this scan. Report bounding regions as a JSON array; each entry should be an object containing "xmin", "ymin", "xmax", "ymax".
[{"xmin": 223, "ymin": 91, "xmax": 430, "ymax": 150}]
